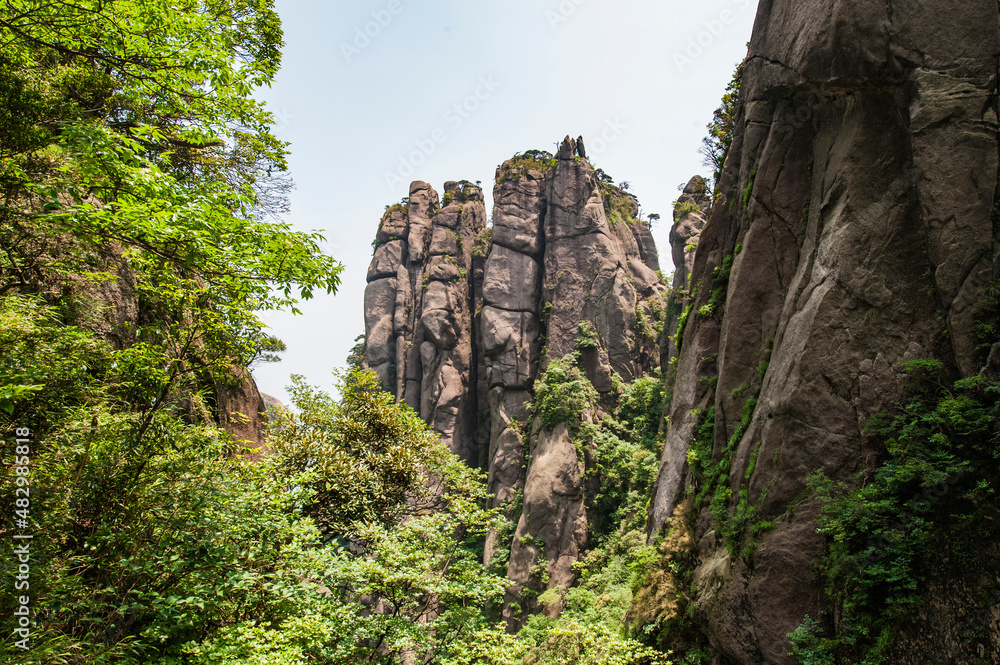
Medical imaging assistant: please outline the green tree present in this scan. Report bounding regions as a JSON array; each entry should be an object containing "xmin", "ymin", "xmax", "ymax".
[
  {"xmin": 195, "ymin": 370, "xmax": 510, "ymax": 665},
  {"xmin": 0, "ymin": 0, "xmax": 342, "ymax": 376},
  {"xmin": 268, "ymin": 369, "xmax": 468, "ymax": 538},
  {"xmin": 699, "ymin": 60, "xmax": 744, "ymax": 186}
]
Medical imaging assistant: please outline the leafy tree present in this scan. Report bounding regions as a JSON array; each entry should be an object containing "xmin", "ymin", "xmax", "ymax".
[
  {"xmin": 0, "ymin": 0, "xmax": 342, "ymax": 376},
  {"xmin": 268, "ymin": 369, "xmax": 483, "ymax": 539},
  {"xmin": 699, "ymin": 60, "xmax": 744, "ymax": 186},
  {"xmin": 200, "ymin": 370, "xmax": 509, "ymax": 665}
]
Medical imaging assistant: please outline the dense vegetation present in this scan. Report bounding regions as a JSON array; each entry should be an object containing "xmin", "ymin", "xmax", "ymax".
[
  {"xmin": 0, "ymin": 2, "xmax": 676, "ymax": 663},
  {"xmin": 508, "ymin": 352, "xmax": 672, "ymax": 665},
  {"xmin": 790, "ymin": 361, "xmax": 1000, "ymax": 664}
]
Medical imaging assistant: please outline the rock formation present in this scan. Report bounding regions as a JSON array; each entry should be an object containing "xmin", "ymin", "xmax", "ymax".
[
  {"xmin": 647, "ymin": 1, "xmax": 1000, "ymax": 662},
  {"xmin": 668, "ymin": 176, "xmax": 710, "ymax": 295},
  {"xmin": 364, "ymin": 180, "xmax": 488, "ymax": 464},
  {"xmin": 661, "ymin": 176, "xmax": 711, "ymax": 364},
  {"xmin": 363, "ymin": 137, "xmax": 667, "ymax": 623}
]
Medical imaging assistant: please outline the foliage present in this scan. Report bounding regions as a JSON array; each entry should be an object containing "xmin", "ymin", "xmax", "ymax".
[
  {"xmin": 346, "ymin": 333, "xmax": 366, "ymax": 369},
  {"xmin": 531, "ymin": 352, "xmax": 599, "ymax": 430},
  {"xmin": 697, "ymin": 251, "xmax": 735, "ymax": 319},
  {"xmin": 498, "ymin": 150, "xmax": 557, "ymax": 183},
  {"xmin": 787, "ymin": 616, "xmax": 836, "ymax": 665},
  {"xmin": 514, "ymin": 359, "xmax": 672, "ymax": 664},
  {"xmin": 700, "ymin": 60, "xmax": 744, "ymax": 186},
  {"xmin": 250, "ymin": 334, "xmax": 287, "ymax": 366},
  {"xmin": 800, "ymin": 360, "xmax": 1000, "ymax": 663},
  {"xmin": 0, "ymin": 294, "xmax": 322, "ymax": 662},
  {"xmin": 268, "ymin": 370, "xmax": 439, "ymax": 537},
  {"xmin": 628, "ymin": 499, "xmax": 704, "ymax": 659},
  {"xmin": 576, "ymin": 320, "xmax": 600, "ymax": 350},
  {"xmin": 0, "ymin": 0, "xmax": 341, "ymax": 372},
  {"xmin": 520, "ymin": 617, "xmax": 669, "ymax": 665},
  {"xmin": 473, "ymin": 227, "xmax": 493, "ymax": 258},
  {"xmin": 585, "ymin": 377, "xmax": 665, "ymax": 538},
  {"xmin": 513, "ymin": 529, "xmax": 671, "ymax": 665},
  {"xmin": 635, "ymin": 303, "xmax": 659, "ymax": 341},
  {"xmin": 600, "ymin": 179, "xmax": 640, "ymax": 230},
  {"xmin": 672, "ymin": 200, "xmax": 702, "ymax": 221}
]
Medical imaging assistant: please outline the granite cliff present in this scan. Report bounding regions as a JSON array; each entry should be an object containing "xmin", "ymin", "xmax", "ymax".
[
  {"xmin": 644, "ymin": 0, "xmax": 1000, "ymax": 662},
  {"xmin": 364, "ymin": 137, "xmax": 668, "ymax": 624},
  {"xmin": 360, "ymin": 2, "xmax": 1000, "ymax": 659}
]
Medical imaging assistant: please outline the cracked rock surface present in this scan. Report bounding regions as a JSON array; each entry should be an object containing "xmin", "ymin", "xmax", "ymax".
[
  {"xmin": 363, "ymin": 143, "xmax": 666, "ymax": 625},
  {"xmin": 648, "ymin": 1, "xmax": 1000, "ymax": 662}
]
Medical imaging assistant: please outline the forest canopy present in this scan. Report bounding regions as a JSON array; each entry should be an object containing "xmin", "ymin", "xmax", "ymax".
[{"xmin": 0, "ymin": 2, "xmax": 677, "ymax": 663}]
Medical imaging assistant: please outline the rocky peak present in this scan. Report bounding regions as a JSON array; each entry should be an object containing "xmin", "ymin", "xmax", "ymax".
[
  {"xmin": 669, "ymin": 175, "xmax": 710, "ymax": 293},
  {"xmin": 363, "ymin": 138, "xmax": 668, "ymax": 625},
  {"xmin": 364, "ymin": 179, "xmax": 487, "ymax": 464}
]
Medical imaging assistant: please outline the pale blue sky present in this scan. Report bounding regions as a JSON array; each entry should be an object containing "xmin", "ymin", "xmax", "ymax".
[{"xmin": 253, "ymin": 0, "xmax": 757, "ymax": 403}]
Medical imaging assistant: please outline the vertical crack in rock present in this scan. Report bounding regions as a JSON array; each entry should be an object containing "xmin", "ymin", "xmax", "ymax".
[
  {"xmin": 364, "ymin": 180, "xmax": 486, "ymax": 465},
  {"xmin": 362, "ymin": 137, "xmax": 666, "ymax": 627},
  {"xmin": 647, "ymin": 1, "xmax": 1000, "ymax": 662}
]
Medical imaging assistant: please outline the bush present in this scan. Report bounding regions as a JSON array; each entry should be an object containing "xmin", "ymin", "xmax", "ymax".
[
  {"xmin": 532, "ymin": 353, "xmax": 599, "ymax": 430},
  {"xmin": 804, "ymin": 360, "xmax": 1000, "ymax": 663}
]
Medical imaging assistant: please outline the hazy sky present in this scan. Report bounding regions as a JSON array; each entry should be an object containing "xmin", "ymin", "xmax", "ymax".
[{"xmin": 252, "ymin": 0, "xmax": 757, "ymax": 403}]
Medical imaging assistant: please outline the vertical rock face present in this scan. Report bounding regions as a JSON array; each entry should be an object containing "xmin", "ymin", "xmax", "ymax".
[
  {"xmin": 669, "ymin": 176, "xmax": 710, "ymax": 295},
  {"xmin": 363, "ymin": 137, "xmax": 666, "ymax": 622},
  {"xmin": 500, "ymin": 140, "xmax": 666, "ymax": 622},
  {"xmin": 648, "ymin": 1, "xmax": 999, "ymax": 662},
  {"xmin": 661, "ymin": 176, "xmax": 711, "ymax": 364},
  {"xmin": 364, "ymin": 180, "xmax": 487, "ymax": 464},
  {"xmin": 481, "ymin": 155, "xmax": 547, "ymax": 564}
]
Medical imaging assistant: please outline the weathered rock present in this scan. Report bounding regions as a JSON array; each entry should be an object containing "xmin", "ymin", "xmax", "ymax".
[
  {"xmin": 504, "ymin": 421, "xmax": 588, "ymax": 622},
  {"xmin": 631, "ymin": 221, "xmax": 661, "ymax": 274},
  {"xmin": 555, "ymin": 135, "xmax": 576, "ymax": 160},
  {"xmin": 480, "ymin": 306, "xmax": 541, "ymax": 389},
  {"xmin": 363, "ymin": 181, "xmax": 486, "ymax": 464},
  {"xmin": 669, "ymin": 176, "xmax": 710, "ymax": 295},
  {"xmin": 482, "ymin": 244, "xmax": 542, "ymax": 313},
  {"xmin": 493, "ymin": 168, "xmax": 546, "ymax": 257},
  {"xmin": 368, "ymin": 240, "xmax": 407, "ymax": 282},
  {"xmin": 215, "ymin": 366, "xmax": 268, "ymax": 448},
  {"xmin": 362, "ymin": 143, "xmax": 666, "ymax": 627},
  {"xmin": 406, "ymin": 181, "xmax": 439, "ymax": 264},
  {"xmin": 363, "ymin": 277, "xmax": 397, "ymax": 366},
  {"xmin": 648, "ymin": 1, "xmax": 1000, "ymax": 662},
  {"xmin": 376, "ymin": 207, "xmax": 409, "ymax": 243}
]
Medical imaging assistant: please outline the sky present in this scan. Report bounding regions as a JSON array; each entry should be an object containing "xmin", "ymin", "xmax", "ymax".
[{"xmin": 252, "ymin": 0, "xmax": 758, "ymax": 404}]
